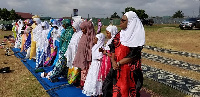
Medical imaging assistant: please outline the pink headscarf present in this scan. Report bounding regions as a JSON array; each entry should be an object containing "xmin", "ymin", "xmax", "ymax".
[
  {"xmin": 86, "ymin": 21, "xmax": 96, "ymax": 61},
  {"xmin": 73, "ymin": 21, "xmax": 96, "ymax": 69}
]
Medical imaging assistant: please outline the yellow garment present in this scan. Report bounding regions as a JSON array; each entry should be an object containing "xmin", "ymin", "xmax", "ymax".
[
  {"xmin": 29, "ymin": 23, "xmax": 37, "ymax": 59},
  {"xmin": 20, "ymin": 34, "xmax": 27, "ymax": 52},
  {"xmin": 67, "ymin": 67, "xmax": 80, "ymax": 84},
  {"xmin": 29, "ymin": 41, "xmax": 36, "ymax": 59},
  {"xmin": 12, "ymin": 26, "xmax": 17, "ymax": 39}
]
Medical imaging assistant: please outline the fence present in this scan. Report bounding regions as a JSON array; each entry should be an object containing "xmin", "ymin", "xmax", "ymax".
[
  {"xmin": 0, "ymin": 18, "xmax": 188, "ymax": 26},
  {"xmin": 91, "ymin": 17, "xmax": 187, "ymax": 26}
]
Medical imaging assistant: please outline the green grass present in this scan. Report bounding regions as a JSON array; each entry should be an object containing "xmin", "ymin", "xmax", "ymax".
[{"xmin": 143, "ymin": 77, "xmax": 189, "ymax": 97}]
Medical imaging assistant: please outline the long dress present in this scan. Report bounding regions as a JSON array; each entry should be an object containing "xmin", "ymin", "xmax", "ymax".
[
  {"xmin": 36, "ymin": 29, "xmax": 49, "ymax": 68},
  {"xmin": 97, "ymin": 50, "xmax": 111, "ymax": 81},
  {"xmin": 65, "ymin": 30, "xmax": 82, "ymax": 84},
  {"xmin": 48, "ymin": 27, "xmax": 74, "ymax": 80},
  {"xmin": 82, "ymin": 33, "xmax": 105, "ymax": 96},
  {"xmin": 82, "ymin": 59, "xmax": 103, "ymax": 96},
  {"xmin": 110, "ymin": 32, "xmax": 142, "ymax": 97},
  {"xmin": 29, "ymin": 23, "xmax": 37, "ymax": 59}
]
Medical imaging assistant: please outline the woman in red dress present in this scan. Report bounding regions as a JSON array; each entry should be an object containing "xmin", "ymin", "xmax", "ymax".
[{"xmin": 108, "ymin": 11, "xmax": 145, "ymax": 97}]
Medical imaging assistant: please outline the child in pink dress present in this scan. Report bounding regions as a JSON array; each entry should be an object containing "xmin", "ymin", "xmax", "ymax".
[{"xmin": 98, "ymin": 25, "xmax": 118, "ymax": 81}]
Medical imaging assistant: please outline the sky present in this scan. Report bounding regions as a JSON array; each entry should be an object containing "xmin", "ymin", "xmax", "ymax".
[{"xmin": 1, "ymin": 0, "xmax": 200, "ymax": 18}]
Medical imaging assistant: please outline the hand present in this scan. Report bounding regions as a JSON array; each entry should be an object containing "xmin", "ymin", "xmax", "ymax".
[
  {"xmin": 107, "ymin": 53, "xmax": 111, "ymax": 57},
  {"xmin": 112, "ymin": 61, "xmax": 119, "ymax": 70},
  {"xmin": 99, "ymin": 48, "xmax": 104, "ymax": 52}
]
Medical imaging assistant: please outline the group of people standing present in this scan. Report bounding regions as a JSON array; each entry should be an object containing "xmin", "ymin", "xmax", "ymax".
[{"xmin": 12, "ymin": 11, "xmax": 145, "ymax": 97}]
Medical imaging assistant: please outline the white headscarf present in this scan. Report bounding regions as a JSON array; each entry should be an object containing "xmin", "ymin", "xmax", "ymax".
[
  {"xmin": 41, "ymin": 21, "xmax": 49, "ymax": 30},
  {"xmin": 104, "ymin": 25, "xmax": 118, "ymax": 50},
  {"xmin": 34, "ymin": 18, "xmax": 41, "ymax": 24},
  {"xmin": 120, "ymin": 11, "xmax": 145, "ymax": 47},
  {"xmin": 52, "ymin": 19, "xmax": 58, "ymax": 27},
  {"xmin": 92, "ymin": 33, "xmax": 105, "ymax": 60},
  {"xmin": 72, "ymin": 20, "xmax": 82, "ymax": 32}
]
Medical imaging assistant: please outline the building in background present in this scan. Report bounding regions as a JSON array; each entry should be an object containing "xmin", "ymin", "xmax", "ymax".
[{"xmin": 16, "ymin": 12, "xmax": 33, "ymax": 19}]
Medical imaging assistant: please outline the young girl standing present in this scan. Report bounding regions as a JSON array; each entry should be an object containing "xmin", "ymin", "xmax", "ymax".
[
  {"xmin": 82, "ymin": 33, "xmax": 105, "ymax": 97},
  {"xmin": 98, "ymin": 25, "xmax": 118, "ymax": 82}
]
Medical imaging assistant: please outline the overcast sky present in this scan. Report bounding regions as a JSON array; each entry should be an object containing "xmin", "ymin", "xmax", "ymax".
[{"xmin": 1, "ymin": 0, "xmax": 200, "ymax": 18}]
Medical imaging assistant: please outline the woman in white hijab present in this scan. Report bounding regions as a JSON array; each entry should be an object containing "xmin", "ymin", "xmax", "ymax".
[
  {"xmin": 36, "ymin": 21, "xmax": 49, "ymax": 68},
  {"xmin": 64, "ymin": 20, "xmax": 83, "ymax": 84},
  {"xmin": 108, "ymin": 11, "xmax": 145, "ymax": 97},
  {"xmin": 82, "ymin": 33, "xmax": 105, "ymax": 97},
  {"xmin": 65, "ymin": 20, "xmax": 83, "ymax": 68}
]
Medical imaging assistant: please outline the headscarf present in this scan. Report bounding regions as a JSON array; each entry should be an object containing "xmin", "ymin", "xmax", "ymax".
[
  {"xmin": 92, "ymin": 33, "xmax": 105, "ymax": 60},
  {"xmin": 120, "ymin": 11, "xmax": 145, "ymax": 47},
  {"xmin": 72, "ymin": 20, "xmax": 82, "ymax": 32},
  {"xmin": 29, "ymin": 19, "xmax": 34, "ymax": 25},
  {"xmin": 34, "ymin": 18, "xmax": 41, "ymax": 25},
  {"xmin": 104, "ymin": 25, "xmax": 118, "ymax": 50},
  {"xmin": 41, "ymin": 21, "xmax": 49, "ymax": 30},
  {"xmin": 62, "ymin": 19, "xmax": 71, "ymax": 27},
  {"xmin": 86, "ymin": 21, "xmax": 96, "ymax": 61},
  {"xmin": 52, "ymin": 19, "xmax": 57, "ymax": 27},
  {"xmin": 73, "ymin": 21, "xmax": 96, "ymax": 69}
]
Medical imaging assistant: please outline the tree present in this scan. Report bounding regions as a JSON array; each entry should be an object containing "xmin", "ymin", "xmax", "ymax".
[
  {"xmin": 172, "ymin": 10, "xmax": 184, "ymax": 18},
  {"xmin": 9, "ymin": 9, "xmax": 19, "ymax": 20},
  {"xmin": 1, "ymin": 8, "xmax": 10, "ymax": 21},
  {"xmin": 121, "ymin": 7, "xmax": 136, "ymax": 15},
  {"xmin": 0, "ymin": 8, "xmax": 21, "ymax": 21},
  {"xmin": 121, "ymin": 7, "xmax": 148, "ymax": 19},
  {"xmin": 111, "ymin": 12, "xmax": 120, "ymax": 18}
]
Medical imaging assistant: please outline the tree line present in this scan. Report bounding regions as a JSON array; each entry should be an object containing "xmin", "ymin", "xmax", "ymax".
[
  {"xmin": 111, "ymin": 7, "xmax": 185, "ymax": 19},
  {"xmin": 0, "ymin": 7, "xmax": 185, "ymax": 22},
  {"xmin": 110, "ymin": 7, "xmax": 148, "ymax": 19},
  {"xmin": 0, "ymin": 8, "xmax": 21, "ymax": 21}
]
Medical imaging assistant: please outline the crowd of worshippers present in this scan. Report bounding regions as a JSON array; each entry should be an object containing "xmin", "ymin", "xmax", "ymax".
[{"xmin": 12, "ymin": 11, "xmax": 145, "ymax": 97}]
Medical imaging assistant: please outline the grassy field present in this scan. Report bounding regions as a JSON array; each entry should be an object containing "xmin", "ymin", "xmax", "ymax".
[
  {"xmin": 0, "ymin": 31, "xmax": 49, "ymax": 97},
  {"xmin": 1, "ymin": 24, "xmax": 199, "ymax": 97}
]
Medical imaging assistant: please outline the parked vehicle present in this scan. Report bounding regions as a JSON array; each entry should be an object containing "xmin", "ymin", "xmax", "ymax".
[{"xmin": 179, "ymin": 18, "xmax": 200, "ymax": 30}]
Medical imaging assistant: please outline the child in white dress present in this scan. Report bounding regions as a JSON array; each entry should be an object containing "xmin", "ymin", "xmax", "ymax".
[{"xmin": 82, "ymin": 33, "xmax": 105, "ymax": 96}]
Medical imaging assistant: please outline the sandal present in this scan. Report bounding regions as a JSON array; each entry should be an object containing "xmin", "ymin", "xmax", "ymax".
[{"xmin": 0, "ymin": 67, "xmax": 11, "ymax": 73}]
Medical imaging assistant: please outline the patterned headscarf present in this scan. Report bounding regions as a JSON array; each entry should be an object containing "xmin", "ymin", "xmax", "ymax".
[{"xmin": 62, "ymin": 19, "xmax": 71, "ymax": 28}]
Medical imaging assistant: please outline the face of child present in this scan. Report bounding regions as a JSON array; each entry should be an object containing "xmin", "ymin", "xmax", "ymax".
[
  {"xmin": 106, "ymin": 30, "xmax": 111, "ymax": 39},
  {"xmin": 81, "ymin": 28, "xmax": 87, "ymax": 34},
  {"xmin": 93, "ymin": 37, "xmax": 98, "ymax": 44},
  {"xmin": 72, "ymin": 27, "xmax": 76, "ymax": 32}
]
